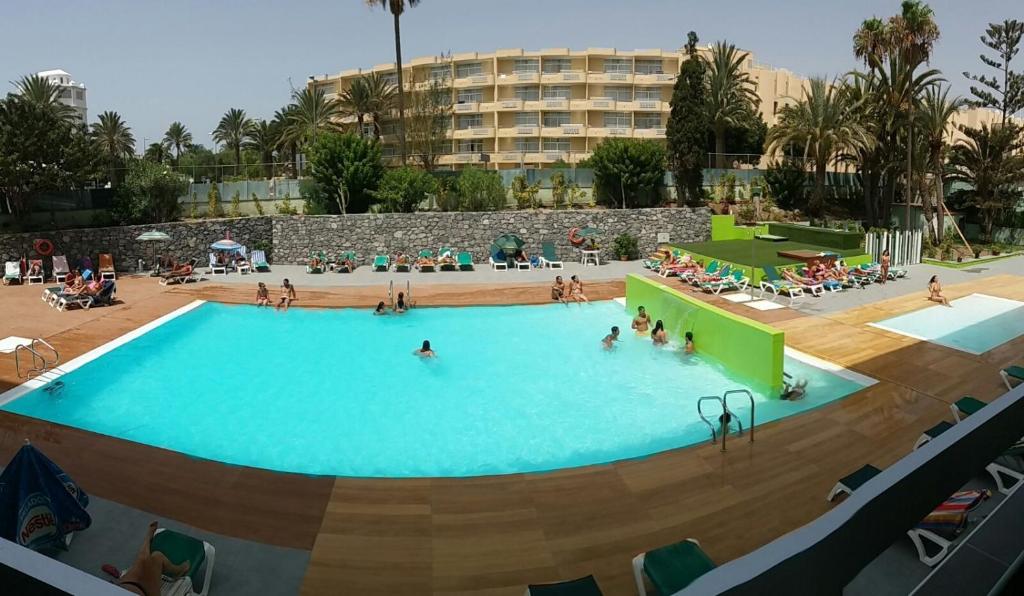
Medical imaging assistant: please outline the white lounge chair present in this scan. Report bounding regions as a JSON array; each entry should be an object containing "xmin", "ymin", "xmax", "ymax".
[
  {"xmin": 538, "ymin": 241, "xmax": 563, "ymax": 269},
  {"xmin": 25, "ymin": 259, "xmax": 44, "ymax": 285},
  {"xmin": 1000, "ymin": 365, "xmax": 1023, "ymax": 391},
  {"xmin": 489, "ymin": 255, "xmax": 508, "ymax": 271},
  {"xmin": 3, "ymin": 261, "xmax": 22, "ymax": 285},
  {"xmin": 208, "ymin": 253, "xmax": 227, "ymax": 275},
  {"xmin": 52, "ymin": 255, "xmax": 70, "ymax": 283},
  {"xmin": 121, "ymin": 528, "xmax": 216, "ymax": 596},
  {"xmin": 250, "ymin": 250, "xmax": 270, "ymax": 272}
]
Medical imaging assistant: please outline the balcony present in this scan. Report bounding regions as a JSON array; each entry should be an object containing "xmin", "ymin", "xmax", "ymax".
[
  {"xmin": 539, "ymin": 98, "xmax": 570, "ymax": 110},
  {"xmin": 453, "ymin": 102, "xmax": 480, "ymax": 113},
  {"xmin": 633, "ymin": 100, "xmax": 665, "ymax": 111},
  {"xmin": 587, "ymin": 72, "xmax": 634, "ymax": 84},
  {"xmin": 494, "ymin": 151, "xmax": 526, "ymax": 163},
  {"xmin": 526, "ymin": 151, "xmax": 569, "ymax": 163},
  {"xmin": 497, "ymin": 125, "xmax": 540, "ymax": 137},
  {"xmin": 541, "ymin": 71, "xmax": 586, "ymax": 84},
  {"xmin": 495, "ymin": 98, "xmax": 524, "ymax": 111},
  {"xmin": 634, "ymin": 128, "xmax": 667, "ymax": 139},
  {"xmin": 634, "ymin": 73, "xmax": 676, "ymax": 85},
  {"xmin": 452, "ymin": 126, "xmax": 495, "ymax": 139},
  {"xmin": 588, "ymin": 127, "xmax": 633, "ymax": 138},
  {"xmin": 541, "ymin": 124, "xmax": 587, "ymax": 137},
  {"xmin": 523, "ymin": 100, "xmax": 542, "ymax": 111},
  {"xmin": 587, "ymin": 98, "xmax": 617, "ymax": 110},
  {"xmin": 496, "ymin": 72, "xmax": 541, "ymax": 85},
  {"xmin": 439, "ymin": 153, "xmax": 484, "ymax": 165},
  {"xmin": 453, "ymin": 74, "xmax": 494, "ymax": 88}
]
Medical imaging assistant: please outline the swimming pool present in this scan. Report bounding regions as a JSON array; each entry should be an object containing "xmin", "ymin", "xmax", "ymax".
[
  {"xmin": 869, "ymin": 293, "xmax": 1024, "ymax": 354},
  {"xmin": 0, "ymin": 301, "xmax": 870, "ymax": 477}
]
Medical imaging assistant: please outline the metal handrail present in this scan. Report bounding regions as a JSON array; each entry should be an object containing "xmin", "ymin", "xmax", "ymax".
[
  {"xmin": 31, "ymin": 338, "xmax": 59, "ymax": 368},
  {"xmin": 724, "ymin": 389, "xmax": 755, "ymax": 444},
  {"xmin": 14, "ymin": 345, "xmax": 44, "ymax": 378},
  {"xmin": 406, "ymin": 280, "xmax": 412, "ymax": 307},
  {"xmin": 697, "ymin": 396, "xmax": 726, "ymax": 452}
]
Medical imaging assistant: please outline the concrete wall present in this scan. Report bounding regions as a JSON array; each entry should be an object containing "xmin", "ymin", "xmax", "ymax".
[{"xmin": 0, "ymin": 208, "xmax": 710, "ymax": 269}]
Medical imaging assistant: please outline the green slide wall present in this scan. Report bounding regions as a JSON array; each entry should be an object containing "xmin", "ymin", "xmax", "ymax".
[
  {"xmin": 625, "ymin": 274, "xmax": 784, "ymax": 392},
  {"xmin": 711, "ymin": 214, "xmax": 768, "ymax": 241},
  {"xmin": 767, "ymin": 222, "xmax": 863, "ymax": 250}
]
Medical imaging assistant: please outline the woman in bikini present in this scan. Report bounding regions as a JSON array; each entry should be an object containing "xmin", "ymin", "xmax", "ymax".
[
  {"xmin": 116, "ymin": 522, "xmax": 190, "ymax": 596},
  {"xmin": 255, "ymin": 282, "xmax": 270, "ymax": 307},
  {"xmin": 393, "ymin": 291, "xmax": 407, "ymax": 313},
  {"xmin": 569, "ymin": 275, "xmax": 589, "ymax": 303},
  {"xmin": 880, "ymin": 249, "xmax": 891, "ymax": 285},
  {"xmin": 651, "ymin": 320, "xmax": 668, "ymax": 345},
  {"xmin": 374, "ymin": 301, "xmax": 388, "ymax": 315},
  {"xmin": 928, "ymin": 275, "xmax": 951, "ymax": 306}
]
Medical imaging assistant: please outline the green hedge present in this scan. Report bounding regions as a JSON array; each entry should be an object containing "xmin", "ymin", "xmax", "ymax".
[{"xmin": 767, "ymin": 223, "xmax": 862, "ymax": 250}]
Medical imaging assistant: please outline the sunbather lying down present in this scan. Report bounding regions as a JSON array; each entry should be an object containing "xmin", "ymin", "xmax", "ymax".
[{"xmin": 114, "ymin": 522, "xmax": 189, "ymax": 596}]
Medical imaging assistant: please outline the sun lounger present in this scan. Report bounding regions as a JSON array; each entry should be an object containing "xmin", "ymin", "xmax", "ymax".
[
  {"xmin": 416, "ymin": 249, "xmax": 436, "ymax": 272},
  {"xmin": 26, "ymin": 259, "xmax": 44, "ymax": 285},
  {"xmin": 632, "ymin": 538, "xmax": 716, "ymax": 596},
  {"xmin": 121, "ymin": 528, "xmax": 216, "ymax": 596},
  {"xmin": 306, "ymin": 252, "xmax": 326, "ymax": 274},
  {"xmin": 52, "ymin": 255, "xmax": 70, "ymax": 283},
  {"xmin": 515, "ymin": 256, "xmax": 531, "ymax": 271},
  {"xmin": 98, "ymin": 253, "xmax": 116, "ymax": 280},
  {"xmin": 908, "ymin": 489, "xmax": 990, "ymax": 566},
  {"xmin": 373, "ymin": 255, "xmax": 390, "ymax": 272},
  {"xmin": 58, "ymin": 280, "xmax": 116, "ymax": 311},
  {"xmin": 160, "ymin": 259, "xmax": 200, "ymax": 286},
  {"xmin": 826, "ymin": 464, "xmax": 882, "ymax": 502},
  {"xmin": 436, "ymin": 248, "xmax": 457, "ymax": 271},
  {"xmin": 540, "ymin": 242, "xmax": 564, "ymax": 269},
  {"xmin": 985, "ymin": 438, "xmax": 1024, "ymax": 495},
  {"xmin": 913, "ymin": 420, "xmax": 954, "ymax": 450},
  {"xmin": 489, "ymin": 252, "xmax": 508, "ymax": 271},
  {"xmin": 3, "ymin": 261, "xmax": 21, "ymax": 285},
  {"xmin": 249, "ymin": 250, "xmax": 269, "ymax": 272},
  {"xmin": 758, "ymin": 266, "xmax": 805, "ymax": 305},
  {"xmin": 333, "ymin": 251, "xmax": 357, "ymax": 273},
  {"xmin": 778, "ymin": 267, "xmax": 823, "ymax": 296},
  {"xmin": 700, "ymin": 270, "xmax": 749, "ymax": 295},
  {"xmin": 1000, "ymin": 365, "xmax": 1024, "ymax": 391},
  {"xmin": 394, "ymin": 255, "xmax": 412, "ymax": 273},
  {"xmin": 526, "ymin": 575, "xmax": 603, "ymax": 595},
  {"xmin": 659, "ymin": 256, "xmax": 703, "ymax": 279},
  {"xmin": 208, "ymin": 253, "xmax": 227, "ymax": 276},
  {"xmin": 950, "ymin": 396, "xmax": 986, "ymax": 423}
]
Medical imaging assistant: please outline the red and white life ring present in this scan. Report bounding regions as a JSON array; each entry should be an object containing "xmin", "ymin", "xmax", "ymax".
[
  {"xmin": 568, "ymin": 227, "xmax": 584, "ymax": 246},
  {"xmin": 33, "ymin": 239, "xmax": 54, "ymax": 257}
]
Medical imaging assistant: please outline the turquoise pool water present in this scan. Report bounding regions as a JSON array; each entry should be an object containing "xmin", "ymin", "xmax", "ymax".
[
  {"xmin": 870, "ymin": 293, "xmax": 1024, "ymax": 354},
  {"xmin": 2, "ymin": 301, "xmax": 867, "ymax": 477}
]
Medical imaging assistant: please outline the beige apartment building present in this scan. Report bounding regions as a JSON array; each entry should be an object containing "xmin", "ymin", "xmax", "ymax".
[
  {"xmin": 309, "ymin": 46, "xmax": 807, "ymax": 169},
  {"xmin": 308, "ymin": 47, "xmax": 1016, "ymax": 169}
]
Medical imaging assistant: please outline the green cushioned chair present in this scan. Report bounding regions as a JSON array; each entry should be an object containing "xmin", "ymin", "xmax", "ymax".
[
  {"xmin": 914, "ymin": 421, "xmax": 954, "ymax": 450},
  {"xmin": 1001, "ymin": 365, "xmax": 1024, "ymax": 391},
  {"xmin": 151, "ymin": 528, "xmax": 216, "ymax": 596},
  {"xmin": 526, "ymin": 574, "xmax": 603, "ymax": 595},
  {"xmin": 373, "ymin": 255, "xmax": 389, "ymax": 272},
  {"xmin": 951, "ymin": 396, "xmax": 987, "ymax": 423},
  {"xmin": 632, "ymin": 538, "xmax": 716, "ymax": 596},
  {"xmin": 457, "ymin": 251, "xmax": 474, "ymax": 271},
  {"xmin": 826, "ymin": 464, "xmax": 882, "ymax": 502}
]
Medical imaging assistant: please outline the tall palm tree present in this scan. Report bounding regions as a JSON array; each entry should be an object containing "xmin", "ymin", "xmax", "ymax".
[
  {"xmin": 284, "ymin": 87, "xmax": 342, "ymax": 147},
  {"xmin": 364, "ymin": 71, "xmax": 397, "ymax": 140},
  {"xmin": 919, "ymin": 85, "xmax": 963, "ymax": 241},
  {"xmin": 766, "ymin": 78, "xmax": 873, "ymax": 215},
  {"xmin": 704, "ymin": 41, "xmax": 759, "ymax": 168},
  {"xmin": 853, "ymin": 17, "xmax": 889, "ymax": 70},
  {"xmin": 213, "ymin": 108, "xmax": 252, "ymax": 175},
  {"xmin": 144, "ymin": 142, "xmax": 170, "ymax": 163},
  {"xmin": 12, "ymin": 74, "xmax": 77, "ymax": 122},
  {"xmin": 272, "ymin": 105, "xmax": 301, "ymax": 176},
  {"xmin": 244, "ymin": 119, "xmax": 280, "ymax": 178},
  {"xmin": 338, "ymin": 77, "xmax": 374, "ymax": 137},
  {"xmin": 91, "ymin": 111, "xmax": 135, "ymax": 185},
  {"xmin": 946, "ymin": 123, "xmax": 1024, "ymax": 241},
  {"xmin": 163, "ymin": 121, "xmax": 192, "ymax": 166},
  {"xmin": 366, "ymin": 0, "xmax": 421, "ymax": 164}
]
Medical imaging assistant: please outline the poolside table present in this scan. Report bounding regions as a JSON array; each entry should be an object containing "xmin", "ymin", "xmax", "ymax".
[
  {"xmin": 777, "ymin": 249, "xmax": 837, "ymax": 269},
  {"xmin": 580, "ymin": 249, "xmax": 600, "ymax": 267}
]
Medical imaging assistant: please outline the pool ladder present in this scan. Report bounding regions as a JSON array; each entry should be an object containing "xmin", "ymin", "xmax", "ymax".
[
  {"xmin": 697, "ymin": 389, "xmax": 755, "ymax": 452},
  {"xmin": 15, "ymin": 339, "xmax": 60, "ymax": 379},
  {"xmin": 387, "ymin": 280, "xmax": 413, "ymax": 307}
]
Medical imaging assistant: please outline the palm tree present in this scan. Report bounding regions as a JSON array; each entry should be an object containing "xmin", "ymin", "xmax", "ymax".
[
  {"xmin": 853, "ymin": 17, "xmax": 889, "ymax": 70},
  {"xmin": 163, "ymin": 121, "xmax": 192, "ymax": 166},
  {"xmin": 919, "ymin": 85, "xmax": 964, "ymax": 242},
  {"xmin": 213, "ymin": 108, "xmax": 252, "ymax": 175},
  {"xmin": 272, "ymin": 105, "xmax": 301, "ymax": 176},
  {"xmin": 704, "ymin": 41, "xmax": 759, "ymax": 168},
  {"xmin": 284, "ymin": 87, "xmax": 341, "ymax": 148},
  {"xmin": 339, "ymin": 77, "xmax": 373, "ymax": 137},
  {"xmin": 766, "ymin": 78, "xmax": 873, "ymax": 215},
  {"xmin": 144, "ymin": 142, "xmax": 170, "ymax": 163},
  {"xmin": 366, "ymin": 0, "xmax": 421, "ymax": 164},
  {"xmin": 244, "ymin": 119, "xmax": 280, "ymax": 178},
  {"xmin": 946, "ymin": 123, "xmax": 1024, "ymax": 241},
  {"xmin": 364, "ymin": 71, "xmax": 397, "ymax": 140},
  {"xmin": 12, "ymin": 74, "xmax": 77, "ymax": 122},
  {"xmin": 91, "ymin": 111, "xmax": 135, "ymax": 185}
]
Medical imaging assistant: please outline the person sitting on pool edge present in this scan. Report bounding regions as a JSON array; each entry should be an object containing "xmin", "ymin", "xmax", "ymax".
[
  {"xmin": 256, "ymin": 282, "xmax": 270, "ymax": 307},
  {"xmin": 631, "ymin": 306, "xmax": 651, "ymax": 335},
  {"xmin": 651, "ymin": 320, "xmax": 668, "ymax": 345},
  {"xmin": 393, "ymin": 291, "xmax": 408, "ymax": 313},
  {"xmin": 414, "ymin": 340, "xmax": 435, "ymax": 358},
  {"xmin": 602, "ymin": 326, "xmax": 620, "ymax": 349},
  {"xmin": 569, "ymin": 275, "xmax": 589, "ymax": 303},
  {"xmin": 684, "ymin": 331, "xmax": 695, "ymax": 354},
  {"xmin": 277, "ymin": 278, "xmax": 296, "ymax": 311},
  {"xmin": 373, "ymin": 301, "xmax": 388, "ymax": 315},
  {"xmin": 551, "ymin": 276, "xmax": 567, "ymax": 304},
  {"xmin": 928, "ymin": 275, "xmax": 951, "ymax": 307}
]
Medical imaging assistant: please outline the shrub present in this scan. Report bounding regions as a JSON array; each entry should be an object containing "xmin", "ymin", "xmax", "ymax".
[
  {"xmin": 229, "ymin": 190, "xmax": 242, "ymax": 217},
  {"xmin": 188, "ymin": 192, "xmax": 198, "ymax": 219},
  {"xmin": 252, "ymin": 192, "xmax": 264, "ymax": 216},
  {"xmin": 456, "ymin": 168, "xmax": 507, "ymax": 211},
  {"xmin": 764, "ymin": 159, "xmax": 808, "ymax": 211},
  {"xmin": 510, "ymin": 173, "xmax": 541, "ymax": 209},
  {"xmin": 112, "ymin": 160, "xmax": 189, "ymax": 224},
  {"xmin": 612, "ymin": 233, "xmax": 640, "ymax": 260},
  {"xmin": 276, "ymin": 197, "xmax": 298, "ymax": 215},
  {"xmin": 589, "ymin": 138, "xmax": 666, "ymax": 208},
  {"xmin": 207, "ymin": 183, "xmax": 222, "ymax": 218},
  {"xmin": 299, "ymin": 178, "xmax": 327, "ymax": 215},
  {"xmin": 433, "ymin": 176, "xmax": 460, "ymax": 212},
  {"xmin": 551, "ymin": 172, "xmax": 567, "ymax": 209},
  {"xmin": 306, "ymin": 132, "xmax": 384, "ymax": 213},
  {"xmin": 568, "ymin": 182, "xmax": 586, "ymax": 209},
  {"xmin": 372, "ymin": 167, "xmax": 438, "ymax": 213}
]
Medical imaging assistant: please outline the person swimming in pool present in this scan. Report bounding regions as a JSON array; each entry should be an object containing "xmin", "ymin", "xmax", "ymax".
[
  {"xmin": 373, "ymin": 301, "xmax": 388, "ymax": 315},
  {"xmin": 631, "ymin": 306, "xmax": 651, "ymax": 335},
  {"xmin": 684, "ymin": 331, "xmax": 695, "ymax": 354},
  {"xmin": 393, "ymin": 291, "xmax": 407, "ymax": 313},
  {"xmin": 651, "ymin": 320, "xmax": 668, "ymax": 345},
  {"xmin": 414, "ymin": 340, "xmax": 435, "ymax": 358},
  {"xmin": 602, "ymin": 326, "xmax": 620, "ymax": 349},
  {"xmin": 780, "ymin": 373, "xmax": 808, "ymax": 401}
]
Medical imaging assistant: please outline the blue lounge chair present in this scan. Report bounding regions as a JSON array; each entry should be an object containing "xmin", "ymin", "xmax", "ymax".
[
  {"xmin": 632, "ymin": 538, "xmax": 717, "ymax": 596},
  {"xmin": 759, "ymin": 266, "xmax": 805, "ymax": 305},
  {"xmin": 456, "ymin": 251, "xmax": 474, "ymax": 271},
  {"xmin": 373, "ymin": 255, "xmax": 389, "ymax": 272}
]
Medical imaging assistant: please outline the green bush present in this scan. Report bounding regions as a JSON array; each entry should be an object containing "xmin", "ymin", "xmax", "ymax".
[
  {"xmin": 612, "ymin": 233, "xmax": 640, "ymax": 260},
  {"xmin": 229, "ymin": 190, "xmax": 242, "ymax": 218},
  {"xmin": 251, "ymin": 192, "xmax": 264, "ymax": 216},
  {"xmin": 188, "ymin": 192, "xmax": 198, "ymax": 219},
  {"xmin": 372, "ymin": 167, "xmax": 438, "ymax": 213},
  {"xmin": 456, "ymin": 168, "xmax": 507, "ymax": 212},
  {"xmin": 589, "ymin": 138, "xmax": 666, "ymax": 208},
  {"xmin": 206, "ymin": 183, "xmax": 222, "ymax": 218},
  {"xmin": 112, "ymin": 160, "xmax": 189, "ymax": 224},
  {"xmin": 306, "ymin": 132, "xmax": 384, "ymax": 213},
  {"xmin": 550, "ymin": 172, "xmax": 567, "ymax": 209},
  {"xmin": 510, "ymin": 173, "xmax": 541, "ymax": 209},
  {"xmin": 764, "ymin": 159, "xmax": 808, "ymax": 211},
  {"xmin": 276, "ymin": 197, "xmax": 298, "ymax": 215}
]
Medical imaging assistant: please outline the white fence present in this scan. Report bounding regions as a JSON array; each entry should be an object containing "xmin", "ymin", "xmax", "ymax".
[{"xmin": 864, "ymin": 229, "xmax": 922, "ymax": 266}]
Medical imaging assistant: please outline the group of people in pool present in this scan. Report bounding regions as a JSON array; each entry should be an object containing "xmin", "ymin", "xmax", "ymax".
[
  {"xmin": 600, "ymin": 306, "xmax": 696, "ymax": 353},
  {"xmin": 551, "ymin": 275, "xmax": 589, "ymax": 303}
]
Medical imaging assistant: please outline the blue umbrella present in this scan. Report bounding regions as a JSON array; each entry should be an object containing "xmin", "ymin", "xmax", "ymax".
[
  {"xmin": 0, "ymin": 442, "xmax": 91, "ymax": 551},
  {"xmin": 210, "ymin": 239, "xmax": 242, "ymax": 252}
]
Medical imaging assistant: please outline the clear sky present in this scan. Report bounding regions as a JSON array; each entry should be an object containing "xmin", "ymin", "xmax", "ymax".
[{"xmin": 2, "ymin": 0, "xmax": 1019, "ymax": 147}]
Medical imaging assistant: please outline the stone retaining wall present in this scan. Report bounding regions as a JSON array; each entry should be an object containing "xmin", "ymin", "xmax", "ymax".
[{"xmin": 0, "ymin": 208, "xmax": 709, "ymax": 269}]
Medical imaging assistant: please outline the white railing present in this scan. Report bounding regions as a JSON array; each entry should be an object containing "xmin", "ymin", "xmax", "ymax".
[{"xmin": 864, "ymin": 229, "xmax": 922, "ymax": 267}]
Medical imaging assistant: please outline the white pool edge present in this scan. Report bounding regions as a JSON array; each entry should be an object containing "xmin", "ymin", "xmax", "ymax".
[
  {"xmin": 785, "ymin": 347, "xmax": 878, "ymax": 387},
  {"xmin": 0, "ymin": 300, "xmax": 206, "ymax": 407}
]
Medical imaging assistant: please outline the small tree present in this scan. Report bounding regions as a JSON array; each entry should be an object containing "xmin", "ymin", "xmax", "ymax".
[
  {"xmin": 229, "ymin": 190, "xmax": 242, "ymax": 217},
  {"xmin": 589, "ymin": 138, "xmax": 667, "ymax": 208},
  {"xmin": 251, "ymin": 192, "xmax": 264, "ymax": 215},
  {"xmin": 567, "ymin": 181, "xmax": 586, "ymax": 209},
  {"xmin": 963, "ymin": 19, "xmax": 1024, "ymax": 122},
  {"xmin": 551, "ymin": 171, "xmax": 567, "ymax": 209},
  {"xmin": 371, "ymin": 167, "xmax": 437, "ymax": 213},
  {"xmin": 667, "ymin": 31, "xmax": 710, "ymax": 206},
  {"xmin": 112, "ymin": 160, "xmax": 189, "ymax": 224},
  {"xmin": 206, "ymin": 183, "xmax": 222, "ymax": 218},
  {"xmin": 510, "ymin": 173, "xmax": 541, "ymax": 209},
  {"xmin": 407, "ymin": 56, "xmax": 454, "ymax": 171},
  {"xmin": 189, "ymin": 192, "xmax": 198, "ymax": 218},
  {"xmin": 276, "ymin": 197, "xmax": 298, "ymax": 215},
  {"xmin": 307, "ymin": 132, "xmax": 384, "ymax": 214},
  {"xmin": 764, "ymin": 159, "xmax": 809, "ymax": 211},
  {"xmin": 456, "ymin": 168, "xmax": 507, "ymax": 211}
]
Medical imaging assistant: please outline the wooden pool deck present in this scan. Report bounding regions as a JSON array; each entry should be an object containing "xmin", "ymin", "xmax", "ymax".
[{"xmin": 0, "ymin": 273, "xmax": 1020, "ymax": 595}]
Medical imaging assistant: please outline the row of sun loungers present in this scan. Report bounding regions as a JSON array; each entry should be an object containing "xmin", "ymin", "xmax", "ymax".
[
  {"xmin": 4, "ymin": 255, "xmax": 114, "ymax": 286},
  {"xmin": 40, "ymin": 279, "xmax": 117, "ymax": 311}
]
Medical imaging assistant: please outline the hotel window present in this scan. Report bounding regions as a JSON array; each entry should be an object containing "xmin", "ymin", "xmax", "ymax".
[
  {"xmin": 603, "ymin": 58, "xmax": 632, "ymax": 74},
  {"xmin": 514, "ymin": 112, "xmax": 539, "ymax": 126},
  {"xmin": 635, "ymin": 59, "xmax": 664, "ymax": 74},
  {"xmin": 635, "ymin": 87, "xmax": 660, "ymax": 100},
  {"xmin": 514, "ymin": 86, "xmax": 540, "ymax": 101},
  {"xmin": 514, "ymin": 138, "xmax": 540, "ymax": 152},
  {"xmin": 457, "ymin": 88, "xmax": 482, "ymax": 103},
  {"xmin": 381, "ymin": 145, "xmax": 397, "ymax": 157},
  {"xmin": 543, "ymin": 112, "xmax": 571, "ymax": 127},
  {"xmin": 604, "ymin": 112, "xmax": 631, "ymax": 128},
  {"xmin": 429, "ymin": 65, "xmax": 451, "ymax": 81},
  {"xmin": 456, "ymin": 62, "xmax": 483, "ymax": 78},
  {"xmin": 603, "ymin": 86, "xmax": 632, "ymax": 101},
  {"xmin": 635, "ymin": 113, "xmax": 663, "ymax": 129},
  {"xmin": 543, "ymin": 138, "xmax": 570, "ymax": 152},
  {"xmin": 543, "ymin": 58, "xmax": 573, "ymax": 73},
  {"xmin": 458, "ymin": 140, "xmax": 483, "ymax": 153},
  {"xmin": 75, "ymin": 89, "xmax": 84, "ymax": 100},
  {"xmin": 361, "ymin": 123, "xmax": 375, "ymax": 137},
  {"xmin": 59, "ymin": 89, "xmax": 72, "ymax": 99},
  {"xmin": 542, "ymin": 86, "xmax": 571, "ymax": 99},
  {"xmin": 513, "ymin": 58, "xmax": 539, "ymax": 74},
  {"xmin": 457, "ymin": 114, "xmax": 483, "ymax": 129},
  {"xmin": 380, "ymin": 122, "xmax": 398, "ymax": 135}
]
